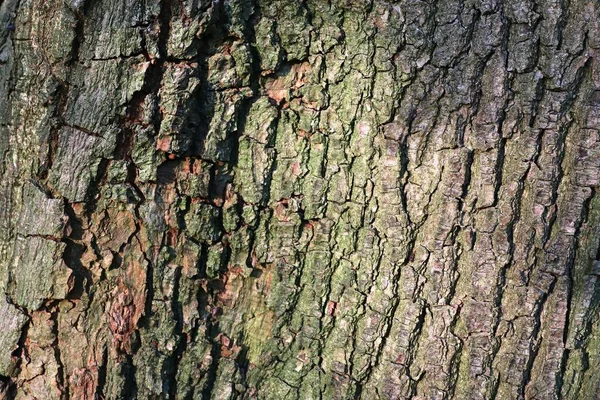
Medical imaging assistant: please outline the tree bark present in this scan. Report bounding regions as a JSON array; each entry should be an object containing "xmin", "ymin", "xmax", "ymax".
[{"xmin": 1, "ymin": 0, "xmax": 600, "ymax": 398}]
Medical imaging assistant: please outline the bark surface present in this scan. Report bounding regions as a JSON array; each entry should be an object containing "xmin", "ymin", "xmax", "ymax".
[{"xmin": 1, "ymin": 0, "xmax": 600, "ymax": 399}]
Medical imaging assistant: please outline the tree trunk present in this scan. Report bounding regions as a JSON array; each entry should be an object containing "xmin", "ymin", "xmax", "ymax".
[{"xmin": 1, "ymin": 0, "xmax": 600, "ymax": 398}]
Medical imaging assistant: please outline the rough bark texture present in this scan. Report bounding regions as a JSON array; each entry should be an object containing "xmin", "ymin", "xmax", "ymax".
[{"xmin": 1, "ymin": 0, "xmax": 600, "ymax": 399}]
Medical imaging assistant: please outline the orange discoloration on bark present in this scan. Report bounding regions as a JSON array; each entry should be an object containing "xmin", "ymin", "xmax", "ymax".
[
  {"xmin": 265, "ymin": 61, "xmax": 311, "ymax": 104},
  {"xmin": 106, "ymin": 246, "xmax": 147, "ymax": 354},
  {"xmin": 326, "ymin": 300, "xmax": 337, "ymax": 316},
  {"xmin": 107, "ymin": 282, "xmax": 137, "ymax": 351},
  {"xmin": 156, "ymin": 136, "xmax": 172, "ymax": 152},
  {"xmin": 69, "ymin": 368, "xmax": 97, "ymax": 400}
]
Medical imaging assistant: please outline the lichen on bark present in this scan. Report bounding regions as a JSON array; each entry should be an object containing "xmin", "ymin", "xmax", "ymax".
[{"xmin": 1, "ymin": 0, "xmax": 600, "ymax": 399}]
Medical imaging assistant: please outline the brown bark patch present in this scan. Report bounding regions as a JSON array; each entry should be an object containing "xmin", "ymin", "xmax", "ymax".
[{"xmin": 265, "ymin": 62, "xmax": 311, "ymax": 104}]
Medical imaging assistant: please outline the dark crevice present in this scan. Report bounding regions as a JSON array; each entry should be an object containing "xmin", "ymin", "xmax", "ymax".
[
  {"xmin": 81, "ymin": 157, "xmax": 110, "ymax": 216},
  {"xmin": 166, "ymin": 266, "xmax": 186, "ymax": 400},
  {"xmin": 94, "ymin": 347, "xmax": 108, "ymax": 400},
  {"xmin": 200, "ymin": 329, "xmax": 222, "ymax": 399}
]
